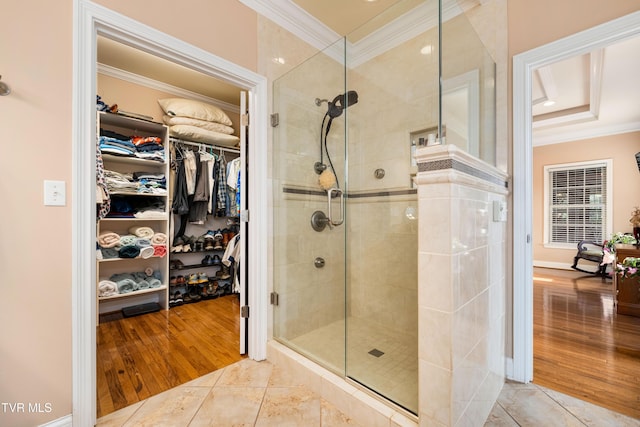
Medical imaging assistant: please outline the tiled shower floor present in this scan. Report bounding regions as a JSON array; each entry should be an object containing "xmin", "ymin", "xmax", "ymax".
[{"xmin": 288, "ymin": 317, "xmax": 418, "ymax": 413}]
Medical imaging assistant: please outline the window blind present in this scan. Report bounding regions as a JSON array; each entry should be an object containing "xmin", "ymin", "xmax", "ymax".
[{"xmin": 548, "ymin": 164, "xmax": 607, "ymax": 244}]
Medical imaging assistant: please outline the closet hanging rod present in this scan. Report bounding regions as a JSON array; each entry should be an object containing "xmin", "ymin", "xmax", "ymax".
[{"xmin": 169, "ymin": 137, "xmax": 240, "ymax": 154}]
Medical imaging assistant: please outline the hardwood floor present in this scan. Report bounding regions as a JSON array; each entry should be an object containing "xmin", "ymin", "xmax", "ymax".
[
  {"xmin": 533, "ymin": 267, "xmax": 640, "ymax": 420},
  {"xmin": 96, "ymin": 294, "xmax": 245, "ymax": 418}
]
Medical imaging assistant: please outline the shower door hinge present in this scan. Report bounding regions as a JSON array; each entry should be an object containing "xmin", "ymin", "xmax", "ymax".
[
  {"xmin": 240, "ymin": 210, "xmax": 249, "ymax": 222},
  {"xmin": 270, "ymin": 292, "xmax": 279, "ymax": 306},
  {"xmin": 241, "ymin": 113, "xmax": 249, "ymax": 127},
  {"xmin": 270, "ymin": 113, "xmax": 279, "ymax": 127},
  {"xmin": 241, "ymin": 305, "xmax": 250, "ymax": 318}
]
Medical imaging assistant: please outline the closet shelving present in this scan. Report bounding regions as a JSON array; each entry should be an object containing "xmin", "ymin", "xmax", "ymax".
[{"xmin": 96, "ymin": 112, "xmax": 170, "ymax": 318}]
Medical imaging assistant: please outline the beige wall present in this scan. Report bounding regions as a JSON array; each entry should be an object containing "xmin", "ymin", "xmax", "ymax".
[
  {"xmin": 533, "ymin": 132, "xmax": 640, "ymax": 266},
  {"xmin": 1, "ymin": 1, "xmax": 256, "ymax": 426}
]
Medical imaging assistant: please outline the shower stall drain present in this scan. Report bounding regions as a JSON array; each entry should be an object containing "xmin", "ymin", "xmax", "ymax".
[{"xmin": 368, "ymin": 348, "xmax": 385, "ymax": 358}]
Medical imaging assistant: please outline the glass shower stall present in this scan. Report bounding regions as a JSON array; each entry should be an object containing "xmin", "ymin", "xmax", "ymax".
[{"xmin": 272, "ymin": 0, "xmax": 495, "ymax": 415}]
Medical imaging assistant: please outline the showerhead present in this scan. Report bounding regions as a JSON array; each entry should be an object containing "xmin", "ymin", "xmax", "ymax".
[{"xmin": 327, "ymin": 90, "xmax": 358, "ymax": 119}]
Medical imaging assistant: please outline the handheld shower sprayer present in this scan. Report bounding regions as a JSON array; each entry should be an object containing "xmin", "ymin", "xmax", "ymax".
[{"xmin": 314, "ymin": 90, "xmax": 359, "ymax": 191}]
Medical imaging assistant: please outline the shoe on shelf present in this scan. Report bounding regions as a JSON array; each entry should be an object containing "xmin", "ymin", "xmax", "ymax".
[
  {"xmin": 176, "ymin": 275, "xmax": 186, "ymax": 285},
  {"xmin": 198, "ymin": 272, "xmax": 209, "ymax": 284},
  {"xmin": 211, "ymin": 254, "xmax": 222, "ymax": 265},
  {"xmin": 173, "ymin": 290, "xmax": 183, "ymax": 306},
  {"xmin": 216, "ymin": 265, "xmax": 231, "ymax": 280},
  {"xmin": 206, "ymin": 281, "xmax": 218, "ymax": 298},
  {"xmin": 189, "ymin": 289, "xmax": 202, "ymax": 302},
  {"xmin": 187, "ymin": 273, "xmax": 199, "ymax": 285},
  {"xmin": 195, "ymin": 236, "xmax": 205, "ymax": 252},
  {"xmin": 182, "ymin": 292, "xmax": 193, "ymax": 304},
  {"xmin": 170, "ymin": 236, "xmax": 185, "ymax": 253},
  {"xmin": 204, "ymin": 237, "xmax": 215, "ymax": 251},
  {"xmin": 169, "ymin": 276, "xmax": 177, "ymax": 285},
  {"xmin": 201, "ymin": 255, "xmax": 212, "ymax": 265},
  {"xmin": 170, "ymin": 259, "xmax": 184, "ymax": 270}
]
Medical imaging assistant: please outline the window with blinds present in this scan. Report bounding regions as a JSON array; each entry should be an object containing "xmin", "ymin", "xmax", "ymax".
[{"xmin": 545, "ymin": 161, "xmax": 609, "ymax": 245}]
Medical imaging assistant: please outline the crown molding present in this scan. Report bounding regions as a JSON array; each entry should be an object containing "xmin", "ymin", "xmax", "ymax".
[
  {"xmin": 533, "ymin": 121, "xmax": 640, "ymax": 146},
  {"xmin": 97, "ymin": 63, "xmax": 240, "ymax": 113},
  {"xmin": 238, "ymin": 0, "xmax": 340, "ymax": 51},
  {"xmin": 241, "ymin": 0, "xmax": 471, "ymax": 68}
]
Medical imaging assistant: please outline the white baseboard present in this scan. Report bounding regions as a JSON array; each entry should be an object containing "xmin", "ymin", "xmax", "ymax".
[
  {"xmin": 533, "ymin": 260, "xmax": 573, "ymax": 270},
  {"xmin": 39, "ymin": 414, "xmax": 72, "ymax": 427}
]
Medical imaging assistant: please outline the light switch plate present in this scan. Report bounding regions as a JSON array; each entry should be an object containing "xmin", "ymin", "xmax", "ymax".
[{"xmin": 44, "ymin": 180, "xmax": 66, "ymax": 206}]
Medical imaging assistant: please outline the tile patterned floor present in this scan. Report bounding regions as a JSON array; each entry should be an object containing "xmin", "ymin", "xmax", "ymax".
[
  {"xmin": 98, "ymin": 358, "xmax": 640, "ymax": 426},
  {"xmin": 486, "ymin": 381, "xmax": 640, "ymax": 427},
  {"xmin": 289, "ymin": 317, "xmax": 418, "ymax": 412}
]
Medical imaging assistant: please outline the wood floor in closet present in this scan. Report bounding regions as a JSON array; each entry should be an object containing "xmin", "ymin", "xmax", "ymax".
[
  {"xmin": 532, "ymin": 267, "xmax": 640, "ymax": 420},
  {"xmin": 97, "ymin": 294, "xmax": 245, "ymax": 418}
]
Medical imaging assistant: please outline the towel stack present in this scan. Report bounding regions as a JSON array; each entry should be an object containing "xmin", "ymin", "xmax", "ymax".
[
  {"xmin": 97, "ymin": 230, "xmax": 167, "ymax": 260},
  {"xmin": 98, "ymin": 270, "xmax": 163, "ymax": 298}
]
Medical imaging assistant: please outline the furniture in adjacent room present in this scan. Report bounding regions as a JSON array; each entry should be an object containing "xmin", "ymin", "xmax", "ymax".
[{"xmin": 613, "ymin": 244, "xmax": 640, "ymax": 317}]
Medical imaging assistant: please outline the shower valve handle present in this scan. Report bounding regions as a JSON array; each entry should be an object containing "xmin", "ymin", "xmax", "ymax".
[{"xmin": 327, "ymin": 188, "xmax": 344, "ymax": 227}]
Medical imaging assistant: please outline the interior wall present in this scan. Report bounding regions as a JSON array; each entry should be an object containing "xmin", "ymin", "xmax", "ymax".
[
  {"xmin": 0, "ymin": 1, "xmax": 258, "ymax": 426},
  {"xmin": 533, "ymin": 131, "xmax": 640, "ymax": 267}
]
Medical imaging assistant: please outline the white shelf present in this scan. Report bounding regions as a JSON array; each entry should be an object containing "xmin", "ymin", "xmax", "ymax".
[
  {"xmin": 98, "ymin": 285, "xmax": 167, "ymax": 301},
  {"xmin": 97, "ymin": 111, "xmax": 170, "ymax": 320}
]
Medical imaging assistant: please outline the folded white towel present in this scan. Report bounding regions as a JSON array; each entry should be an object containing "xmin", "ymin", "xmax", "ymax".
[
  {"xmin": 129, "ymin": 226, "xmax": 154, "ymax": 238},
  {"xmin": 98, "ymin": 280, "xmax": 118, "ymax": 297}
]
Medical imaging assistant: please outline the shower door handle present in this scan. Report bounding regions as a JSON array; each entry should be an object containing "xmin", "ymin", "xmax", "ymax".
[{"xmin": 327, "ymin": 188, "xmax": 344, "ymax": 227}]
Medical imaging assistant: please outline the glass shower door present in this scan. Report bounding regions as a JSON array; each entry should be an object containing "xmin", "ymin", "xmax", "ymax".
[{"xmin": 272, "ymin": 37, "xmax": 348, "ymax": 376}]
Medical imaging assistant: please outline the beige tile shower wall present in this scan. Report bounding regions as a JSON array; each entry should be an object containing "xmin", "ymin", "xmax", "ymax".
[
  {"xmin": 273, "ymin": 195, "xmax": 346, "ymax": 340},
  {"xmin": 416, "ymin": 145, "xmax": 507, "ymax": 427},
  {"xmin": 348, "ymin": 28, "xmax": 439, "ymax": 192},
  {"xmin": 347, "ymin": 196, "xmax": 419, "ymax": 337}
]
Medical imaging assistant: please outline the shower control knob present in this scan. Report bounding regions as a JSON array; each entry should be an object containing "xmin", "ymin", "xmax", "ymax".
[{"xmin": 314, "ymin": 257, "xmax": 325, "ymax": 268}]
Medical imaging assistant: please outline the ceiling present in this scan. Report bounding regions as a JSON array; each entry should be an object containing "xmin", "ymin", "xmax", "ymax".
[{"xmin": 97, "ymin": 1, "xmax": 640, "ymax": 146}]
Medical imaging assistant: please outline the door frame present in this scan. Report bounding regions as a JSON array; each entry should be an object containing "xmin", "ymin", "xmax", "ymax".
[
  {"xmin": 72, "ymin": 1, "xmax": 269, "ymax": 425},
  {"xmin": 511, "ymin": 10, "xmax": 640, "ymax": 383}
]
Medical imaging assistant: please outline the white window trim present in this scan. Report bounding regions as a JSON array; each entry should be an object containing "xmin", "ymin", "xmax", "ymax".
[{"xmin": 542, "ymin": 159, "xmax": 613, "ymax": 248}]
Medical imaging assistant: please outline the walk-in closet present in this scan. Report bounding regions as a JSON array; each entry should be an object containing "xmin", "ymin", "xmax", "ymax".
[{"xmin": 94, "ymin": 35, "xmax": 248, "ymax": 417}]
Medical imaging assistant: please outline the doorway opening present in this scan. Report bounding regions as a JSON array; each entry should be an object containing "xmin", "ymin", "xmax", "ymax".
[
  {"xmin": 72, "ymin": 1, "xmax": 268, "ymax": 425},
  {"xmin": 512, "ymin": 8, "xmax": 640, "ymax": 413}
]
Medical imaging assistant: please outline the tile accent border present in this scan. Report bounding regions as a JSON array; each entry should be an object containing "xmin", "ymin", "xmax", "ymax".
[
  {"xmin": 418, "ymin": 158, "xmax": 507, "ymax": 188},
  {"xmin": 283, "ymin": 186, "xmax": 417, "ymax": 198}
]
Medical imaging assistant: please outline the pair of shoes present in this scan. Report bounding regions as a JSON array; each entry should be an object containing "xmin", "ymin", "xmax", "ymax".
[
  {"xmin": 198, "ymin": 272, "xmax": 209, "ymax": 284},
  {"xmin": 170, "ymin": 259, "xmax": 184, "ymax": 270},
  {"xmin": 213, "ymin": 229, "xmax": 224, "ymax": 250},
  {"xmin": 175, "ymin": 275, "xmax": 186, "ymax": 285},
  {"xmin": 206, "ymin": 281, "xmax": 219, "ymax": 298},
  {"xmin": 203, "ymin": 233, "xmax": 216, "ymax": 251},
  {"xmin": 169, "ymin": 290, "xmax": 183, "ymax": 307},
  {"xmin": 170, "ymin": 276, "xmax": 177, "ymax": 285}
]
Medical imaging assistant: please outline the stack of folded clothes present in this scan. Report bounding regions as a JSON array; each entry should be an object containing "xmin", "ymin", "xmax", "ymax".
[
  {"xmin": 103, "ymin": 170, "xmax": 166, "ymax": 195},
  {"xmin": 99, "ymin": 128, "xmax": 165, "ymax": 162}
]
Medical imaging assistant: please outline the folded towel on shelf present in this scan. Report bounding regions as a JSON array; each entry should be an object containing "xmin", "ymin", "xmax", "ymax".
[
  {"xmin": 153, "ymin": 244, "xmax": 167, "ymax": 258},
  {"xmin": 136, "ymin": 279, "xmax": 151, "ymax": 290},
  {"xmin": 119, "ymin": 234, "xmax": 138, "ymax": 246},
  {"xmin": 129, "ymin": 226, "xmax": 154, "ymax": 238},
  {"xmin": 116, "ymin": 278, "xmax": 138, "ymax": 294},
  {"xmin": 118, "ymin": 244, "xmax": 140, "ymax": 258},
  {"xmin": 139, "ymin": 246, "xmax": 155, "ymax": 259},
  {"xmin": 98, "ymin": 231, "xmax": 121, "ymax": 248},
  {"xmin": 147, "ymin": 278, "xmax": 162, "ymax": 288},
  {"xmin": 135, "ymin": 238, "xmax": 152, "ymax": 248},
  {"xmin": 98, "ymin": 280, "xmax": 118, "ymax": 297},
  {"xmin": 100, "ymin": 247, "xmax": 119, "ymax": 259},
  {"xmin": 151, "ymin": 233, "xmax": 167, "ymax": 245}
]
